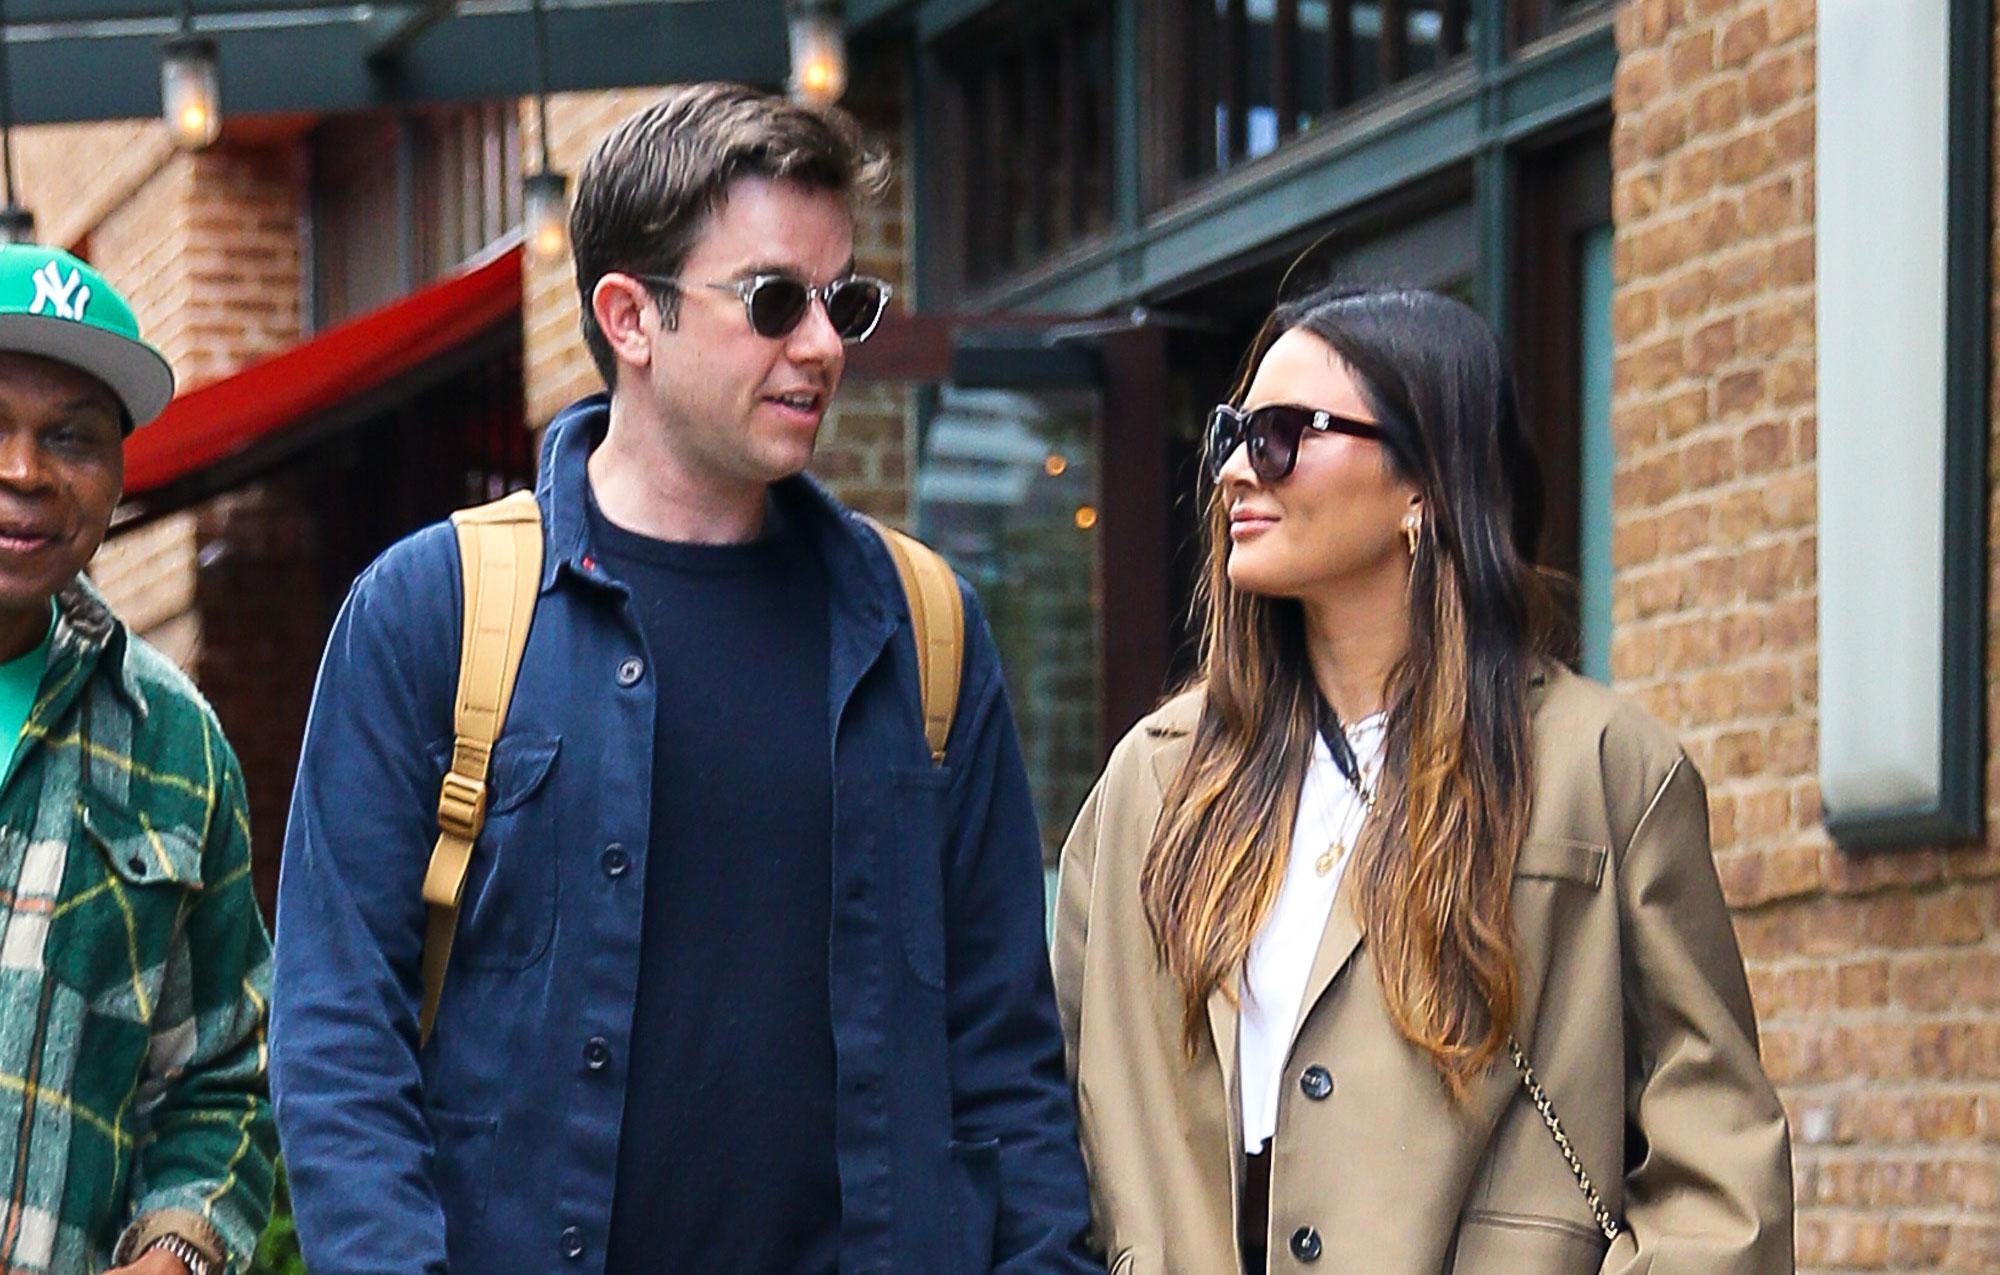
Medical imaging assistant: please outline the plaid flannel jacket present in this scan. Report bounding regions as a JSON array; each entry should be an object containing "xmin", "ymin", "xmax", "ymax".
[{"xmin": 0, "ymin": 579, "xmax": 275, "ymax": 1274}]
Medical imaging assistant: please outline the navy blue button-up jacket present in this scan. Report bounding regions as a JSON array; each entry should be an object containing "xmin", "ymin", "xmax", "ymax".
[{"xmin": 270, "ymin": 396, "xmax": 1098, "ymax": 1274}]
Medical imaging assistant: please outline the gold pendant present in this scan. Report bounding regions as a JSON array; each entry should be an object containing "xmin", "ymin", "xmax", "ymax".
[{"xmin": 1316, "ymin": 842, "xmax": 1343, "ymax": 877}]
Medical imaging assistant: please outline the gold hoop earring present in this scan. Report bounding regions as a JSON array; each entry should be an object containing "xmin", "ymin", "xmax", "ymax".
[{"xmin": 1402, "ymin": 518, "xmax": 1421, "ymax": 557}]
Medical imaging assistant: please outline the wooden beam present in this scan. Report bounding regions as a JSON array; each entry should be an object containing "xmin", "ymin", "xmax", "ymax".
[
  {"xmin": 1222, "ymin": 0, "xmax": 1248, "ymax": 164},
  {"xmin": 1329, "ymin": 0, "xmax": 1355, "ymax": 108},
  {"xmin": 1380, "ymin": 0, "xmax": 1408, "ymax": 86},
  {"xmin": 1273, "ymin": 0, "xmax": 1299, "ymax": 138},
  {"xmin": 1441, "ymin": 0, "xmax": 1468, "ymax": 57}
]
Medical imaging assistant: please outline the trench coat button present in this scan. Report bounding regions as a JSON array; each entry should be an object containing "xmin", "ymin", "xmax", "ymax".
[
  {"xmin": 1290, "ymin": 1226, "xmax": 1322, "ymax": 1262},
  {"xmin": 616, "ymin": 656, "xmax": 645, "ymax": 687},
  {"xmin": 559, "ymin": 1226, "xmax": 585, "ymax": 1259},
  {"xmin": 1299, "ymin": 1065, "xmax": 1333, "ymax": 1101},
  {"xmin": 601, "ymin": 844, "xmax": 630, "ymax": 878},
  {"xmin": 584, "ymin": 1037, "xmax": 611, "ymax": 1071}
]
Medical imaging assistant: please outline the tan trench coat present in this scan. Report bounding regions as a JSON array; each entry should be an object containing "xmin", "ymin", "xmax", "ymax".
[{"xmin": 1053, "ymin": 667, "xmax": 1793, "ymax": 1274}]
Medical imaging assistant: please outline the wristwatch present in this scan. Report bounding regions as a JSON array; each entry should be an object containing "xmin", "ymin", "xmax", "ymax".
[{"xmin": 140, "ymin": 1232, "xmax": 215, "ymax": 1275}]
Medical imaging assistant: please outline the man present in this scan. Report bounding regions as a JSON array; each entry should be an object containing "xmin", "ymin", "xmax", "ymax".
[
  {"xmin": 0, "ymin": 244, "xmax": 276, "ymax": 1275},
  {"xmin": 272, "ymin": 83, "xmax": 1096, "ymax": 1273}
]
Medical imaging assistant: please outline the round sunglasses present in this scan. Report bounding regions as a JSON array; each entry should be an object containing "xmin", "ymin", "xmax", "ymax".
[
  {"xmin": 631, "ymin": 271, "xmax": 892, "ymax": 344},
  {"xmin": 1205, "ymin": 402, "xmax": 1387, "ymax": 483}
]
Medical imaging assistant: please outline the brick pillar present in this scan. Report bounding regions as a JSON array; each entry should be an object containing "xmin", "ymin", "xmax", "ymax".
[{"xmin": 1610, "ymin": 2, "xmax": 2000, "ymax": 1269}]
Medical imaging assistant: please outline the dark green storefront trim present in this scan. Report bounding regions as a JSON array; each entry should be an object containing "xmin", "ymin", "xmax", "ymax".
[{"xmin": 932, "ymin": 9, "xmax": 1616, "ymax": 315}]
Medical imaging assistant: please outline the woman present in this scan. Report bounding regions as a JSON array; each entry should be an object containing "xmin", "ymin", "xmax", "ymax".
[{"xmin": 1053, "ymin": 286, "xmax": 1791, "ymax": 1274}]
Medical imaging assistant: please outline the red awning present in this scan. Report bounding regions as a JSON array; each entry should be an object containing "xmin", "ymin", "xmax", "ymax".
[{"xmin": 124, "ymin": 245, "xmax": 523, "ymax": 497}]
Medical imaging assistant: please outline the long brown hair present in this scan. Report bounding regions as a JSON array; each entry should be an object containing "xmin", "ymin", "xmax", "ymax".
[{"xmin": 1140, "ymin": 286, "xmax": 1559, "ymax": 1101}]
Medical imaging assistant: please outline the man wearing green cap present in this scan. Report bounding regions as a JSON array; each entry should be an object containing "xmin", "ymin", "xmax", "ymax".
[{"xmin": 0, "ymin": 245, "xmax": 276, "ymax": 1275}]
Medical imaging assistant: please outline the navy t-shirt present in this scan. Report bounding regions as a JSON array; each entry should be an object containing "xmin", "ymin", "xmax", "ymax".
[{"xmin": 593, "ymin": 493, "xmax": 840, "ymax": 1274}]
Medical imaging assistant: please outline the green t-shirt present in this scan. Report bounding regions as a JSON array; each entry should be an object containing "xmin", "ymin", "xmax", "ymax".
[{"xmin": 0, "ymin": 603, "xmax": 55, "ymax": 776}]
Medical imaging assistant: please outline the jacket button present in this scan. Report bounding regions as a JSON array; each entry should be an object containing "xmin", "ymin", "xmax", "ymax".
[
  {"xmin": 1299, "ymin": 1065, "xmax": 1333, "ymax": 1100},
  {"xmin": 584, "ymin": 1037, "xmax": 611, "ymax": 1071},
  {"xmin": 616, "ymin": 656, "xmax": 645, "ymax": 686},
  {"xmin": 1290, "ymin": 1226, "xmax": 1322, "ymax": 1262},
  {"xmin": 602, "ymin": 844, "xmax": 629, "ymax": 878},
  {"xmin": 559, "ymin": 1226, "xmax": 584, "ymax": 1259}
]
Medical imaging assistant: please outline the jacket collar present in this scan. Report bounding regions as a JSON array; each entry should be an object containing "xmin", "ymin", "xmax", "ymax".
[
  {"xmin": 532, "ymin": 392, "xmax": 906, "ymax": 616},
  {"xmin": 48, "ymin": 574, "xmax": 146, "ymax": 721}
]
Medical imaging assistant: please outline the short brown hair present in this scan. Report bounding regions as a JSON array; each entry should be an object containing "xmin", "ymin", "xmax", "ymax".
[{"xmin": 569, "ymin": 82, "xmax": 889, "ymax": 388}]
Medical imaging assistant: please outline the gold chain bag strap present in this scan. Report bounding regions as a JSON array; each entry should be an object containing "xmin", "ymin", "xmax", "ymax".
[{"xmin": 1508, "ymin": 1036, "xmax": 1622, "ymax": 1241}]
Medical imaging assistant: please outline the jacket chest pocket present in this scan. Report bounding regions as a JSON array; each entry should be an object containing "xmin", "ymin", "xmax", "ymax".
[
  {"xmin": 891, "ymin": 764, "xmax": 953, "ymax": 990},
  {"xmin": 45, "ymin": 801, "xmax": 202, "ymax": 1022},
  {"xmin": 435, "ymin": 735, "xmax": 561, "ymax": 971},
  {"xmin": 1513, "ymin": 838, "xmax": 1607, "ymax": 888},
  {"xmin": 1509, "ymin": 833, "xmax": 1610, "ymax": 972}
]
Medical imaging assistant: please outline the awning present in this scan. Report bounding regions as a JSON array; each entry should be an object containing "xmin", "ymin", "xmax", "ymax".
[
  {"xmin": 0, "ymin": 2, "xmax": 786, "ymax": 125},
  {"xmin": 121, "ymin": 243, "xmax": 522, "ymax": 512}
]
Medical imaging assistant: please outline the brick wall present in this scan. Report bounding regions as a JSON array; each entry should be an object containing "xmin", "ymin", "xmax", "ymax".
[
  {"xmin": 521, "ymin": 61, "xmax": 918, "ymax": 524},
  {"xmin": 1611, "ymin": 1, "xmax": 2000, "ymax": 1269}
]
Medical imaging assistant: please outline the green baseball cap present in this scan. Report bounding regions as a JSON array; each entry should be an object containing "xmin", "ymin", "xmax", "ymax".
[{"xmin": 0, "ymin": 244, "xmax": 174, "ymax": 430}]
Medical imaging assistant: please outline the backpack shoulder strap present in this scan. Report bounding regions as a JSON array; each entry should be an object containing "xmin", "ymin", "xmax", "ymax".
[
  {"xmin": 420, "ymin": 488, "xmax": 543, "ymax": 1043},
  {"xmin": 867, "ymin": 518, "xmax": 965, "ymax": 766}
]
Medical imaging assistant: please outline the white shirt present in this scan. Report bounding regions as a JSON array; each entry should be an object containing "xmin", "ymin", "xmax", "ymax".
[{"xmin": 1239, "ymin": 712, "xmax": 1386, "ymax": 1154}]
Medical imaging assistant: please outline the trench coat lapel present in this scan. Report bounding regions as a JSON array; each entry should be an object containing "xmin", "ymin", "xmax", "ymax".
[
  {"xmin": 1139, "ymin": 705, "xmax": 1251, "ymax": 1155},
  {"xmin": 1205, "ymin": 978, "xmax": 1245, "ymax": 1160},
  {"xmin": 1289, "ymin": 867, "xmax": 1366, "ymax": 1050}
]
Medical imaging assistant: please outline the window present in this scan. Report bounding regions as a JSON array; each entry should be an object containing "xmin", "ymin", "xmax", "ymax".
[
  {"xmin": 940, "ymin": 2, "xmax": 1115, "ymax": 287},
  {"xmin": 1171, "ymin": 0, "xmax": 1472, "ymax": 187},
  {"xmin": 1816, "ymin": 0, "xmax": 1989, "ymax": 847},
  {"xmin": 916, "ymin": 387, "xmax": 1103, "ymax": 865},
  {"xmin": 1511, "ymin": 135, "xmax": 1611, "ymax": 675},
  {"xmin": 310, "ymin": 102, "xmax": 522, "ymax": 329},
  {"xmin": 1509, "ymin": 0, "xmax": 1612, "ymax": 49}
]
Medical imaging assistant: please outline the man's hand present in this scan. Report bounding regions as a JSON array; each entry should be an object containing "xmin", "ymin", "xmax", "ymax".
[{"xmin": 104, "ymin": 1248, "xmax": 190, "ymax": 1275}]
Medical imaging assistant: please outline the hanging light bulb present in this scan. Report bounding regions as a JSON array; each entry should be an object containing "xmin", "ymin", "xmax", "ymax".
[
  {"xmin": 522, "ymin": 0, "xmax": 568, "ymax": 263},
  {"xmin": 787, "ymin": 0, "xmax": 847, "ymax": 106},
  {"xmin": 525, "ymin": 170, "xmax": 569, "ymax": 263},
  {"xmin": 161, "ymin": 9, "xmax": 222, "ymax": 153}
]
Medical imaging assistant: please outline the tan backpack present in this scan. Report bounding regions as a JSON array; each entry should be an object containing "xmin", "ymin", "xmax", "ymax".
[{"xmin": 417, "ymin": 489, "xmax": 964, "ymax": 1041}]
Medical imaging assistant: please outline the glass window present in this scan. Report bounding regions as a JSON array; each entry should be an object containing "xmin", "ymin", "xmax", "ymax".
[
  {"xmin": 310, "ymin": 102, "xmax": 521, "ymax": 330},
  {"xmin": 916, "ymin": 387, "xmax": 1103, "ymax": 865},
  {"xmin": 941, "ymin": 2, "xmax": 1116, "ymax": 288},
  {"xmin": 1510, "ymin": 0, "xmax": 1611, "ymax": 49},
  {"xmin": 1179, "ymin": 0, "xmax": 1472, "ymax": 187}
]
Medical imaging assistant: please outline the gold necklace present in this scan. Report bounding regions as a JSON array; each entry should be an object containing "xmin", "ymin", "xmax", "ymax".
[
  {"xmin": 1312, "ymin": 745, "xmax": 1376, "ymax": 878},
  {"xmin": 1313, "ymin": 798, "xmax": 1372, "ymax": 876}
]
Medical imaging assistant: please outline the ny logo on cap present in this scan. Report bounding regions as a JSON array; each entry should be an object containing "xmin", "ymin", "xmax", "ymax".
[{"xmin": 29, "ymin": 260, "xmax": 89, "ymax": 322}]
